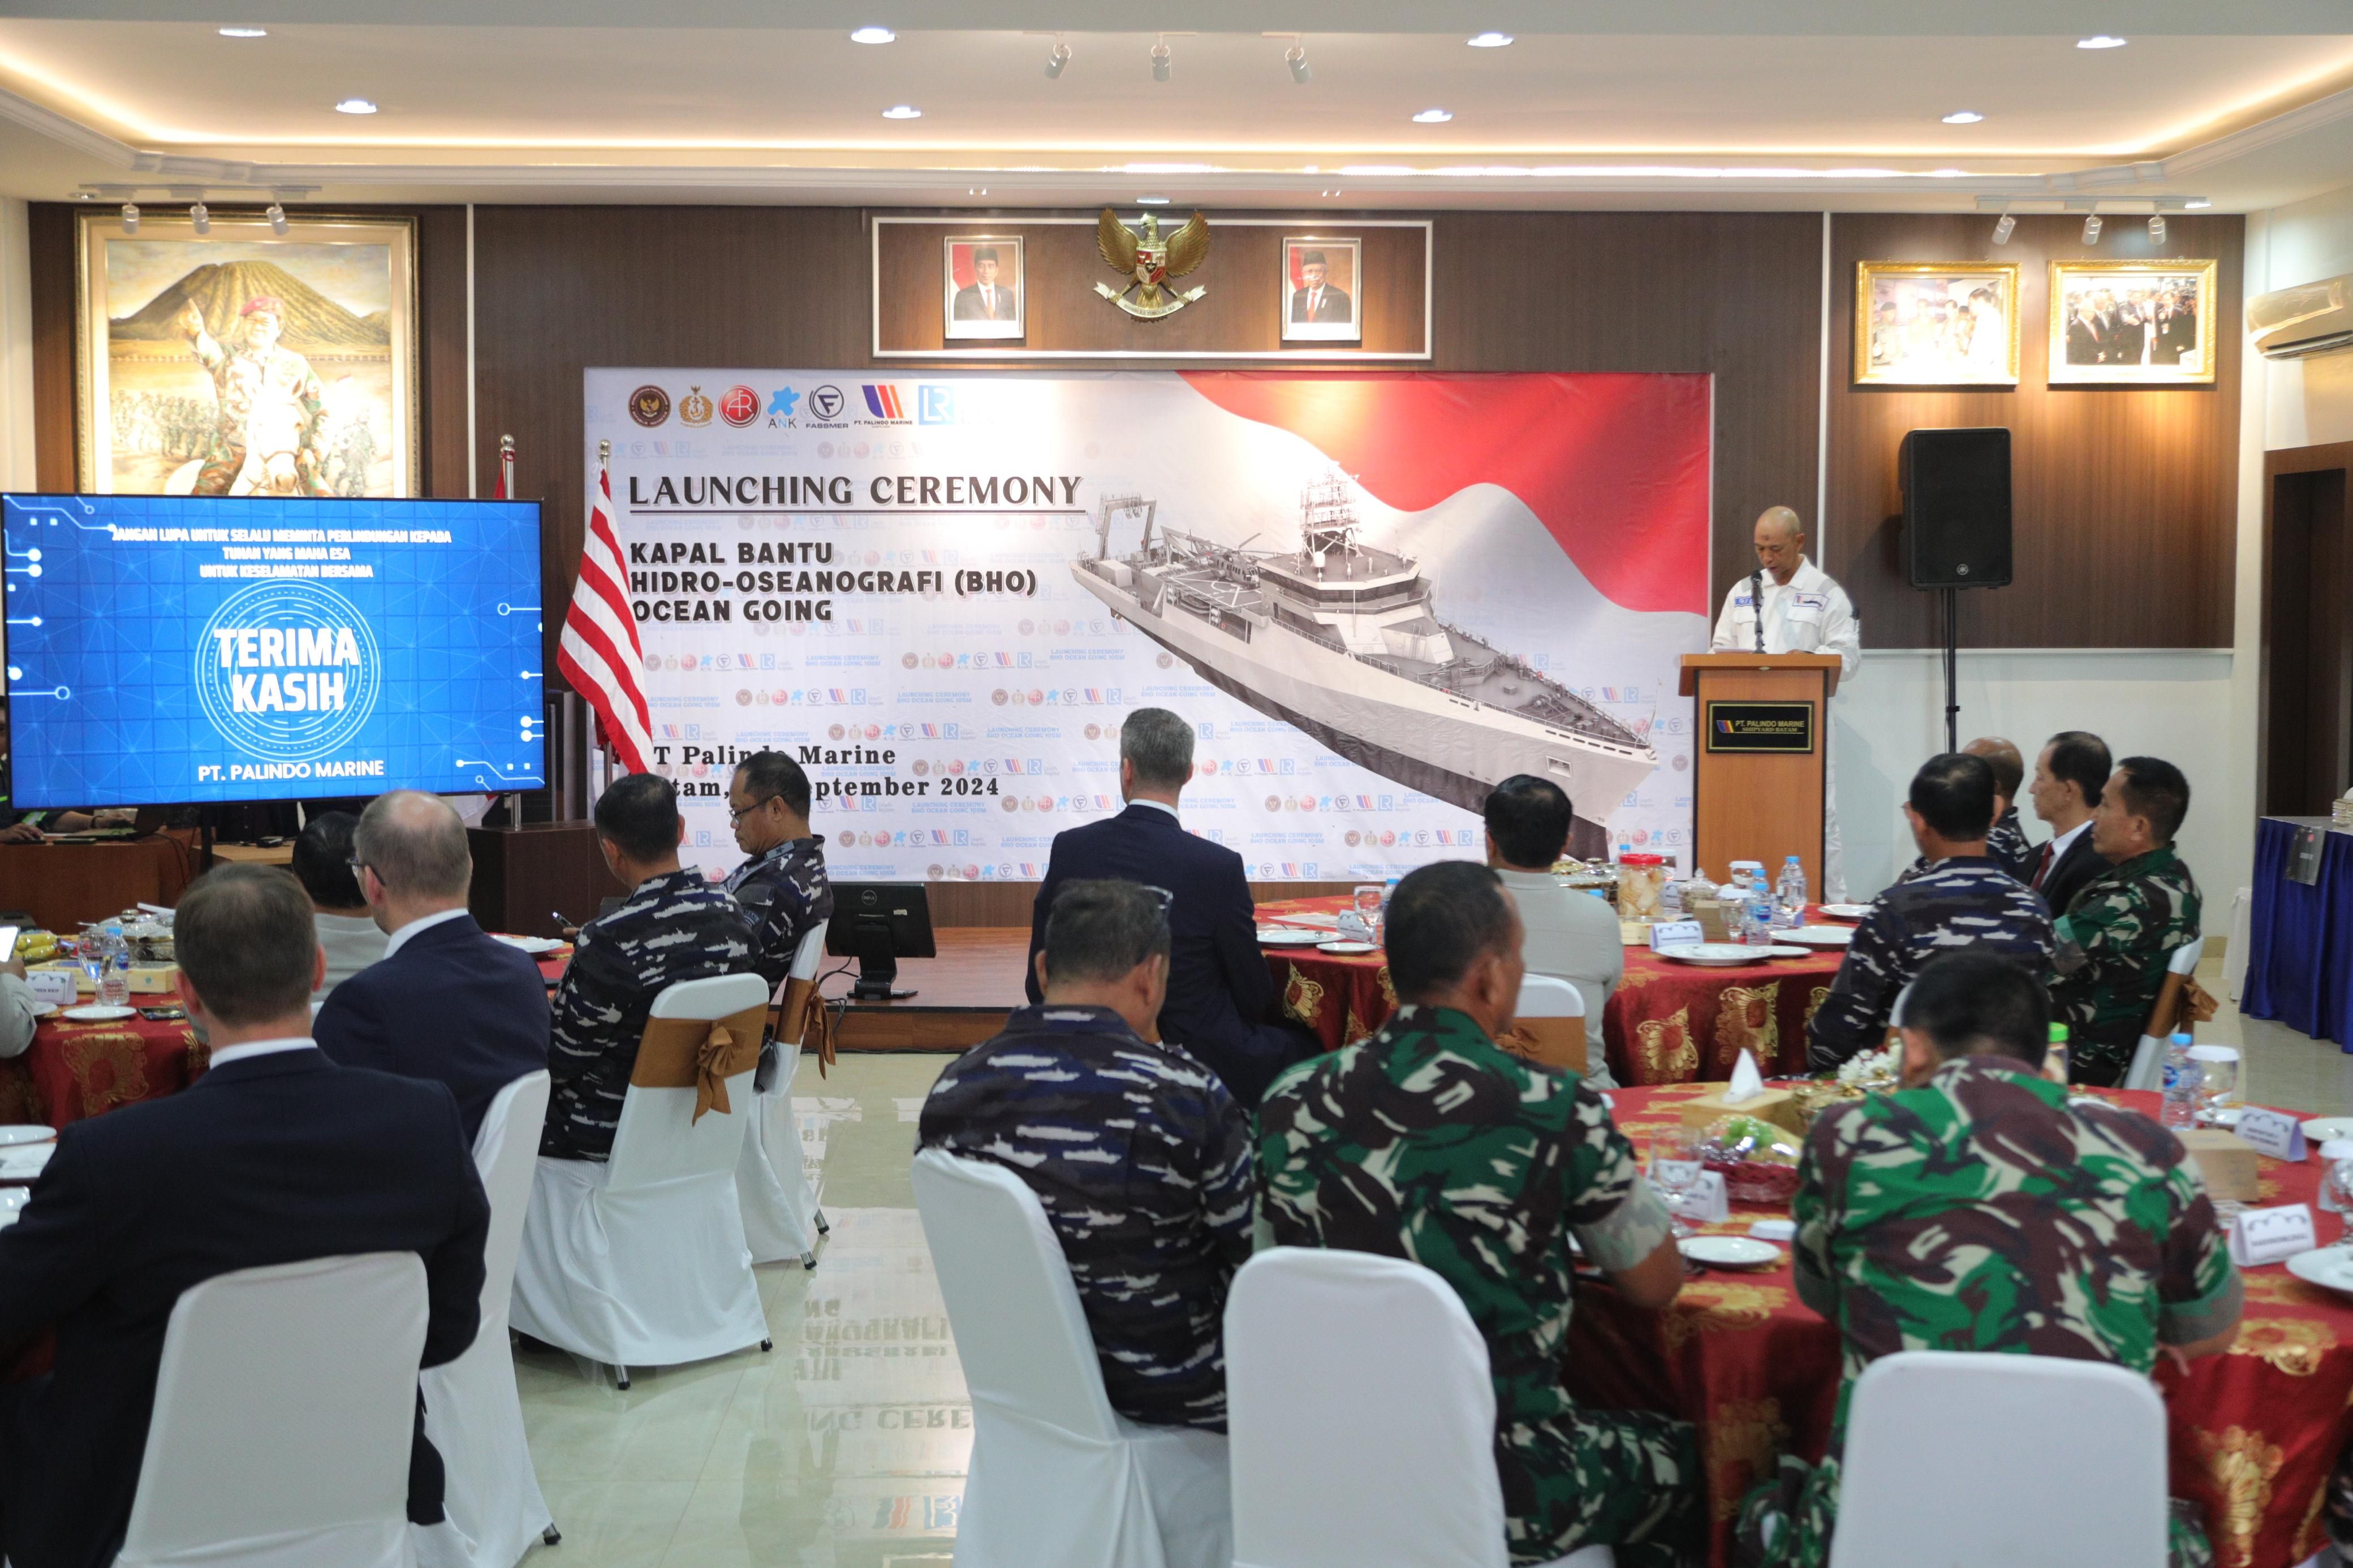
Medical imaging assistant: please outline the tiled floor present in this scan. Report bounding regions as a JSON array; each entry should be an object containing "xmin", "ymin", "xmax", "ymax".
[{"xmin": 508, "ymin": 961, "xmax": 2352, "ymax": 1565}]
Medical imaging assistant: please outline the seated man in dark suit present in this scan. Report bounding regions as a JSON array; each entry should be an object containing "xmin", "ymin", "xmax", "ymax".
[
  {"xmin": 1025, "ymin": 708, "xmax": 1315, "ymax": 1107},
  {"xmin": 0, "ymin": 864, "xmax": 490, "ymax": 1568},
  {"xmin": 2027, "ymin": 729, "xmax": 2112, "ymax": 918},
  {"xmin": 315, "ymin": 790, "xmax": 552, "ymax": 1143},
  {"xmin": 542, "ymin": 773, "xmax": 752, "ymax": 1161}
]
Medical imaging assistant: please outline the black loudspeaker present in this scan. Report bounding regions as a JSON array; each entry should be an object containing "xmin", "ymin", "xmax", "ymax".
[{"xmin": 1899, "ymin": 427, "xmax": 2012, "ymax": 589}]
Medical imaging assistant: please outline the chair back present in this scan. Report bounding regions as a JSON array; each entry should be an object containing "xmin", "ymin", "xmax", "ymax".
[
  {"xmin": 1501, "ymin": 974, "xmax": 1587, "ymax": 1075},
  {"xmin": 2124, "ymin": 941, "xmax": 2207, "ymax": 1091},
  {"xmin": 1830, "ymin": 1350, "xmax": 2169, "ymax": 1568},
  {"xmin": 471, "ymin": 1070, "xmax": 551, "ymax": 1326},
  {"xmin": 121, "ymin": 1253, "xmax": 429, "ymax": 1563},
  {"xmin": 788, "ymin": 919, "xmax": 830, "ymax": 986},
  {"xmin": 911, "ymin": 1148, "xmax": 1119, "ymax": 1443},
  {"xmin": 1225, "ymin": 1247, "xmax": 1508, "ymax": 1568},
  {"xmin": 607, "ymin": 973, "xmax": 769, "ymax": 1191}
]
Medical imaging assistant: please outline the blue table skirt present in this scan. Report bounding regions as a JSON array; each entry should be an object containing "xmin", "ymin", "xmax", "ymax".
[{"xmin": 2244, "ymin": 816, "xmax": 2353, "ymax": 1048}]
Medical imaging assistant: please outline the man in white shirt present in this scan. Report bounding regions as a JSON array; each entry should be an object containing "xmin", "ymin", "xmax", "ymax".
[
  {"xmin": 291, "ymin": 809, "xmax": 388, "ymax": 999},
  {"xmin": 1709, "ymin": 506, "xmax": 1862, "ymax": 897},
  {"xmin": 1483, "ymin": 774, "xmax": 1620, "ymax": 1088},
  {"xmin": 2026, "ymin": 730, "xmax": 2112, "ymax": 920}
]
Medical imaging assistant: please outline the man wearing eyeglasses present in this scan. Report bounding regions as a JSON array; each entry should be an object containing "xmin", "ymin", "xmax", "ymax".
[{"xmin": 723, "ymin": 751, "xmax": 833, "ymax": 991}]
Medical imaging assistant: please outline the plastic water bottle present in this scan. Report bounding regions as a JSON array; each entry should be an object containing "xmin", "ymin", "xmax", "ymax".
[
  {"xmin": 98, "ymin": 922, "xmax": 130, "ymax": 1009},
  {"xmin": 2160, "ymin": 1031, "xmax": 2199, "ymax": 1130},
  {"xmin": 2043, "ymin": 1023, "xmax": 2070, "ymax": 1084},
  {"xmin": 1742, "ymin": 895, "xmax": 1774, "ymax": 947},
  {"xmin": 1776, "ymin": 856, "xmax": 1808, "ymax": 929}
]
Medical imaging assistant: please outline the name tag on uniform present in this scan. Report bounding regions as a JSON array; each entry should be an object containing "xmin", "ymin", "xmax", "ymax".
[
  {"xmin": 1732, "ymin": 593, "xmax": 1756, "ymax": 610},
  {"xmin": 2228, "ymin": 1203, "xmax": 2315, "ymax": 1267},
  {"xmin": 1783, "ymin": 593, "xmax": 1828, "ymax": 624}
]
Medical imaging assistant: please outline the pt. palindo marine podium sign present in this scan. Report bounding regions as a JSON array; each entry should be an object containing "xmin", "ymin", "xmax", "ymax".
[{"xmin": 582, "ymin": 369, "xmax": 1713, "ymax": 887}]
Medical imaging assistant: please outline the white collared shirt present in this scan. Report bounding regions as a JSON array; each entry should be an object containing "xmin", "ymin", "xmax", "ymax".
[
  {"xmin": 1130, "ymin": 797, "xmax": 1180, "ymax": 821},
  {"xmin": 207, "ymin": 1036, "xmax": 317, "ymax": 1070},
  {"xmin": 1709, "ymin": 555, "xmax": 1861, "ymax": 680},
  {"xmin": 383, "ymin": 906, "xmax": 469, "ymax": 961},
  {"xmin": 2044, "ymin": 819, "xmax": 2092, "ymax": 869}
]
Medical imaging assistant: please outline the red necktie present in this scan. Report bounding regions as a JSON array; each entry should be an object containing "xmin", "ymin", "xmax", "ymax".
[{"xmin": 2031, "ymin": 842, "xmax": 2054, "ymax": 890}]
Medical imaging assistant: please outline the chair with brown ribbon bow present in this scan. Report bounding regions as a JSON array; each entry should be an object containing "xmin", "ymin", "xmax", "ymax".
[
  {"xmin": 509, "ymin": 973, "xmax": 774, "ymax": 1389},
  {"xmin": 1494, "ymin": 974, "xmax": 1589, "ymax": 1077},
  {"xmin": 738, "ymin": 921, "xmax": 832, "ymax": 1269}
]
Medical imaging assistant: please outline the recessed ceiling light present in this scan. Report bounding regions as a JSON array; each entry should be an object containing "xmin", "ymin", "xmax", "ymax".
[
  {"xmin": 850, "ymin": 26, "xmax": 895, "ymax": 44},
  {"xmin": 2076, "ymin": 34, "xmax": 2128, "ymax": 49},
  {"xmin": 1135, "ymin": 196, "xmax": 1171, "ymax": 205},
  {"xmin": 1467, "ymin": 32, "xmax": 1514, "ymax": 47},
  {"xmin": 1411, "ymin": 108, "xmax": 1454, "ymax": 124},
  {"xmin": 334, "ymin": 98, "xmax": 377, "ymax": 114},
  {"xmin": 2185, "ymin": 197, "xmax": 2213, "ymax": 209},
  {"xmin": 1941, "ymin": 110, "xmax": 1984, "ymax": 124},
  {"xmin": 217, "ymin": 26, "xmax": 266, "ymax": 38},
  {"xmin": 881, "ymin": 105, "xmax": 921, "ymax": 119}
]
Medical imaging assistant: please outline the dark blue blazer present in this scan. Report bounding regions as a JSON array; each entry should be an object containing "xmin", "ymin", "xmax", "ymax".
[
  {"xmin": 0, "ymin": 1048, "xmax": 490, "ymax": 1568},
  {"xmin": 315, "ymin": 913, "xmax": 552, "ymax": 1143},
  {"xmin": 1027, "ymin": 803, "xmax": 1292, "ymax": 1102}
]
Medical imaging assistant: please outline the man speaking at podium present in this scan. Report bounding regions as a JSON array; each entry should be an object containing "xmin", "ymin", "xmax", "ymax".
[{"xmin": 1709, "ymin": 507, "xmax": 1862, "ymax": 897}]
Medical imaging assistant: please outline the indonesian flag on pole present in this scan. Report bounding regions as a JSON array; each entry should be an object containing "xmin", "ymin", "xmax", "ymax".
[{"xmin": 556, "ymin": 445, "xmax": 654, "ymax": 775}]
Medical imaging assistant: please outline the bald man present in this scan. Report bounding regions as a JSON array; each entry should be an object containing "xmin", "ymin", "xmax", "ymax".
[{"xmin": 1710, "ymin": 507, "xmax": 1862, "ymax": 896}]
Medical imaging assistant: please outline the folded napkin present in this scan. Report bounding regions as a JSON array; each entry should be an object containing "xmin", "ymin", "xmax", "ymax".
[
  {"xmin": 631, "ymin": 1003, "xmax": 769, "ymax": 1120},
  {"xmin": 1723, "ymin": 1048, "xmax": 1765, "ymax": 1105}
]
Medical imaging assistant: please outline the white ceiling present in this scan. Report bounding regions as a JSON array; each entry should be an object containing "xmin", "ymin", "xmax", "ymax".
[{"xmin": 1, "ymin": 3, "xmax": 2350, "ymax": 211}]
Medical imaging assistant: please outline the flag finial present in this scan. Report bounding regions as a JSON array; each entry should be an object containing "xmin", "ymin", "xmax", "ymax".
[{"xmin": 598, "ymin": 438, "xmax": 611, "ymax": 461}]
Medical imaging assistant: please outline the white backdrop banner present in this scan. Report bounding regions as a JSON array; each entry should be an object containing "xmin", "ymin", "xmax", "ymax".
[{"xmin": 581, "ymin": 369, "xmax": 1712, "ymax": 887}]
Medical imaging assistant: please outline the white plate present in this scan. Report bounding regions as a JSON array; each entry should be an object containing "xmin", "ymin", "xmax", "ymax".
[
  {"xmin": 1257, "ymin": 929, "xmax": 1326, "ymax": 947},
  {"xmin": 1679, "ymin": 1236, "xmax": 1782, "ymax": 1269},
  {"xmin": 1656, "ymin": 943, "xmax": 1761, "ymax": 967},
  {"xmin": 491, "ymin": 934, "xmax": 566, "ymax": 956},
  {"xmin": 2304, "ymin": 1116, "xmax": 2353, "ymax": 1144},
  {"xmin": 0, "ymin": 1126, "xmax": 51, "ymax": 1147},
  {"xmin": 1818, "ymin": 903, "xmax": 1873, "ymax": 921},
  {"xmin": 1781, "ymin": 926, "xmax": 1855, "ymax": 948},
  {"xmin": 61, "ymin": 1004, "xmax": 135, "ymax": 1022},
  {"xmin": 0, "ymin": 1144, "xmax": 54, "ymax": 1180},
  {"xmin": 1317, "ymin": 940, "xmax": 1378, "ymax": 955},
  {"xmin": 2287, "ymin": 1247, "xmax": 2353, "ymax": 1297},
  {"xmin": 1757, "ymin": 945, "xmax": 1813, "ymax": 959}
]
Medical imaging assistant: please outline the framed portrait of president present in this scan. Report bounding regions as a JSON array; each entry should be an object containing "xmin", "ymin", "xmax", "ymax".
[
  {"xmin": 943, "ymin": 235, "xmax": 1024, "ymax": 341},
  {"xmin": 1281, "ymin": 237, "xmax": 1361, "ymax": 343}
]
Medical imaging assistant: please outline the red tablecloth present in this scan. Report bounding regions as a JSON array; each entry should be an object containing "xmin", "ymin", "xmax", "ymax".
[
  {"xmin": 0, "ymin": 1012, "xmax": 205, "ymax": 1131},
  {"xmin": 1570, "ymin": 1084, "xmax": 2353, "ymax": 1568},
  {"xmin": 1255, "ymin": 895, "xmax": 1847, "ymax": 1085}
]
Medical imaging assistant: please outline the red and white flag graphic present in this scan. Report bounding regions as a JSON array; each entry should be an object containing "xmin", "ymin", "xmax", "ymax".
[{"xmin": 556, "ymin": 446, "xmax": 653, "ymax": 775}]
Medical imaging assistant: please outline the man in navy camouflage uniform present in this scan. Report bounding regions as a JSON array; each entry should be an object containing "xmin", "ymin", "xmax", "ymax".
[
  {"xmin": 1807, "ymin": 753, "xmax": 2054, "ymax": 1071},
  {"xmin": 722, "ymin": 750, "xmax": 833, "ymax": 990},
  {"xmin": 541, "ymin": 772, "xmax": 753, "ymax": 1161},
  {"xmin": 920, "ymin": 879, "xmax": 1252, "ymax": 1429},
  {"xmin": 2050, "ymin": 756, "xmax": 2203, "ymax": 1087}
]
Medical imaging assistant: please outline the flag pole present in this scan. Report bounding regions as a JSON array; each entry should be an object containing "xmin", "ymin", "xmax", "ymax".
[{"xmin": 498, "ymin": 433, "xmax": 516, "ymax": 501}]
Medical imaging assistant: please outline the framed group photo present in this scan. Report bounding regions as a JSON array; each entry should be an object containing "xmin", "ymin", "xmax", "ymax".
[
  {"xmin": 2047, "ymin": 259, "xmax": 2217, "ymax": 384},
  {"xmin": 1282, "ymin": 236, "xmax": 1361, "ymax": 342},
  {"xmin": 1854, "ymin": 260, "xmax": 2021, "ymax": 386},
  {"xmin": 943, "ymin": 235, "xmax": 1024, "ymax": 340},
  {"xmin": 75, "ymin": 209, "xmax": 419, "ymax": 496}
]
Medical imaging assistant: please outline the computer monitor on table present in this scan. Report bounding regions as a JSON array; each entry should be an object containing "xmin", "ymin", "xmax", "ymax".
[{"xmin": 825, "ymin": 883, "xmax": 936, "ymax": 1001}]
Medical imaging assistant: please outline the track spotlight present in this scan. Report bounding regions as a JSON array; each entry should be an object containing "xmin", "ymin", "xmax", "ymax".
[
  {"xmin": 1991, "ymin": 212, "xmax": 2015, "ymax": 245},
  {"xmin": 1152, "ymin": 38, "xmax": 1170, "ymax": 83},
  {"xmin": 120, "ymin": 202, "xmax": 139, "ymax": 235},
  {"xmin": 267, "ymin": 202, "xmax": 288, "ymax": 236},
  {"xmin": 189, "ymin": 202, "xmax": 210, "ymax": 236},
  {"xmin": 1286, "ymin": 44, "xmax": 1310, "ymax": 84},
  {"xmin": 2082, "ymin": 213, "xmax": 2101, "ymax": 244},
  {"xmin": 2148, "ymin": 213, "xmax": 2166, "ymax": 245},
  {"xmin": 1045, "ymin": 39, "xmax": 1070, "ymax": 79}
]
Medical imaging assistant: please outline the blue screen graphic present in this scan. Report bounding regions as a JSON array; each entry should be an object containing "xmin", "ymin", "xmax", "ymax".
[{"xmin": 3, "ymin": 494, "xmax": 546, "ymax": 807}]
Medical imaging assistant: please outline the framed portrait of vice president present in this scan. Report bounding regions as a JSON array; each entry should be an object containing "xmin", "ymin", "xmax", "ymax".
[
  {"xmin": 1282, "ymin": 237, "xmax": 1361, "ymax": 343},
  {"xmin": 943, "ymin": 236, "xmax": 1024, "ymax": 341}
]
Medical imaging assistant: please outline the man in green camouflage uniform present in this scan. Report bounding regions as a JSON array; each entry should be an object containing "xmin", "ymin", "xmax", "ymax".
[
  {"xmin": 1257, "ymin": 862, "xmax": 1700, "ymax": 1567},
  {"xmin": 1737, "ymin": 951, "xmax": 2241, "ymax": 1568},
  {"xmin": 2049, "ymin": 755, "xmax": 2203, "ymax": 1087}
]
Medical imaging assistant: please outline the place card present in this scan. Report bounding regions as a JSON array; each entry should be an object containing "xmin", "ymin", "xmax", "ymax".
[
  {"xmin": 2235, "ymin": 1108, "xmax": 2306, "ymax": 1162},
  {"xmin": 2227, "ymin": 1203, "xmax": 2316, "ymax": 1268},
  {"xmin": 26, "ymin": 970, "xmax": 76, "ymax": 1009},
  {"xmin": 1648, "ymin": 920, "xmax": 1704, "ymax": 951},
  {"xmin": 1671, "ymin": 1170, "xmax": 1729, "ymax": 1224}
]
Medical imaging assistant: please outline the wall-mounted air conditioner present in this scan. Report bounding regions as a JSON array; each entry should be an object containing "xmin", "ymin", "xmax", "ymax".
[{"xmin": 2248, "ymin": 275, "xmax": 2353, "ymax": 359}]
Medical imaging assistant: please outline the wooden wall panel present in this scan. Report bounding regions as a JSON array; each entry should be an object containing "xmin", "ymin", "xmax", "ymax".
[
  {"xmin": 27, "ymin": 202, "xmax": 74, "ymax": 493},
  {"xmin": 1825, "ymin": 212, "xmax": 2243, "ymax": 648}
]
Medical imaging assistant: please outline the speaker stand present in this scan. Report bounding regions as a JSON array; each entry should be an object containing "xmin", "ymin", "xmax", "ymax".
[{"xmin": 1940, "ymin": 585, "xmax": 1960, "ymax": 754}]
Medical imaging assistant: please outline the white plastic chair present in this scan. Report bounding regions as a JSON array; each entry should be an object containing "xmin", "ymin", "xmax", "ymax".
[
  {"xmin": 416, "ymin": 1072, "xmax": 555, "ymax": 1568},
  {"xmin": 1505, "ymin": 973, "xmax": 1589, "ymax": 1076},
  {"xmin": 2122, "ymin": 941, "xmax": 2207, "ymax": 1092},
  {"xmin": 1224, "ymin": 1247, "xmax": 1609, "ymax": 1568},
  {"xmin": 911, "ymin": 1148, "xmax": 1231, "ymax": 1568},
  {"xmin": 116, "ymin": 1252, "xmax": 429, "ymax": 1568},
  {"xmin": 510, "ymin": 974, "xmax": 773, "ymax": 1386},
  {"xmin": 738, "ymin": 920, "xmax": 830, "ymax": 1268},
  {"xmin": 1831, "ymin": 1350, "xmax": 2168, "ymax": 1568}
]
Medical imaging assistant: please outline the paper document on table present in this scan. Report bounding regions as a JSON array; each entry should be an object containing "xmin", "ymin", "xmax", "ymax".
[{"xmin": 1723, "ymin": 1049, "xmax": 1765, "ymax": 1104}]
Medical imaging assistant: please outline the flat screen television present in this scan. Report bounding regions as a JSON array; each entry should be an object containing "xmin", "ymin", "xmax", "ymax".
[{"xmin": 1, "ymin": 493, "xmax": 546, "ymax": 808}]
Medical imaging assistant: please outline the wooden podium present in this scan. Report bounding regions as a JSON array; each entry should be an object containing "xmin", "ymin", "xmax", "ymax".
[{"xmin": 1679, "ymin": 653, "xmax": 1842, "ymax": 896}]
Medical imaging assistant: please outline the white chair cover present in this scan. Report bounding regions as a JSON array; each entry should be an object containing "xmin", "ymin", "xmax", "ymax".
[
  {"xmin": 911, "ymin": 1148, "xmax": 1231, "ymax": 1568},
  {"xmin": 1516, "ymin": 974, "xmax": 1586, "ymax": 1016},
  {"xmin": 416, "ymin": 1072, "xmax": 554, "ymax": 1568},
  {"xmin": 117, "ymin": 1252, "xmax": 429, "ymax": 1568},
  {"xmin": 510, "ymin": 974, "xmax": 772, "ymax": 1371},
  {"xmin": 1832, "ymin": 1350, "xmax": 2168, "ymax": 1568},
  {"xmin": 2123, "ymin": 941, "xmax": 2207, "ymax": 1092},
  {"xmin": 739, "ymin": 921, "xmax": 829, "ymax": 1266},
  {"xmin": 1224, "ymin": 1247, "xmax": 1604, "ymax": 1568},
  {"xmin": 2224, "ymin": 887, "xmax": 2253, "ymax": 1005}
]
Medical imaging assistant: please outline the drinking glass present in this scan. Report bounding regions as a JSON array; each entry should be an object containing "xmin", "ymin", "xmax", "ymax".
[
  {"xmin": 2195, "ymin": 1049, "xmax": 2240, "ymax": 1125},
  {"xmin": 1649, "ymin": 1128, "xmax": 1704, "ymax": 1239},
  {"xmin": 1352, "ymin": 885, "xmax": 1385, "ymax": 943}
]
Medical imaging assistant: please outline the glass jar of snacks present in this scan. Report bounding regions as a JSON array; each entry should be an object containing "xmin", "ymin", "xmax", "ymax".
[{"xmin": 1615, "ymin": 853, "xmax": 1668, "ymax": 921}]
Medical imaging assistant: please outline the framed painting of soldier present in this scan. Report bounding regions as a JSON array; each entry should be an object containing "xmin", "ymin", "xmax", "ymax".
[
  {"xmin": 75, "ymin": 209, "xmax": 419, "ymax": 496},
  {"xmin": 1281, "ymin": 236, "xmax": 1362, "ymax": 343},
  {"xmin": 2046, "ymin": 258, "xmax": 2218, "ymax": 385},
  {"xmin": 942, "ymin": 235, "xmax": 1025, "ymax": 341}
]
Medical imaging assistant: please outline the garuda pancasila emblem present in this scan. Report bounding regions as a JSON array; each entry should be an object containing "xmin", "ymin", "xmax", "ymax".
[{"xmin": 1094, "ymin": 208, "xmax": 1210, "ymax": 319}]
